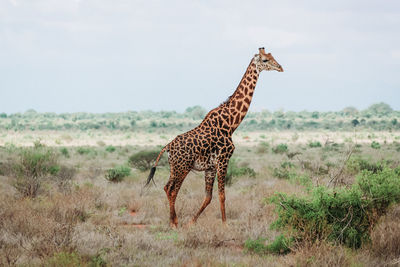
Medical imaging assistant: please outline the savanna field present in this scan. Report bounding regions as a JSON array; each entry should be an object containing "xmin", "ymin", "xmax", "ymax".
[{"xmin": 1, "ymin": 103, "xmax": 400, "ymax": 266}]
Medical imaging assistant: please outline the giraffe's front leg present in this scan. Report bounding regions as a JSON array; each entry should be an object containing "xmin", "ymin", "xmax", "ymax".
[{"xmin": 190, "ymin": 169, "xmax": 216, "ymax": 224}]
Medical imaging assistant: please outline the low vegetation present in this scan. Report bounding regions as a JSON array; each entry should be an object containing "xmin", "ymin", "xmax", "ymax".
[
  {"xmin": 0, "ymin": 102, "xmax": 399, "ymax": 132},
  {"xmin": 272, "ymin": 143, "xmax": 288, "ymax": 154},
  {"xmin": 226, "ymin": 158, "xmax": 256, "ymax": 185},
  {"xmin": 12, "ymin": 146, "xmax": 60, "ymax": 197},
  {"xmin": 270, "ymin": 166, "xmax": 400, "ymax": 249},
  {"xmin": 105, "ymin": 165, "xmax": 131, "ymax": 182},
  {"xmin": 0, "ymin": 123, "xmax": 400, "ymax": 265}
]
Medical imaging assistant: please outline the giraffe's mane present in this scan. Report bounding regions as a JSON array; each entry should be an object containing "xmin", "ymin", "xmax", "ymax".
[{"xmin": 220, "ymin": 95, "xmax": 233, "ymax": 106}]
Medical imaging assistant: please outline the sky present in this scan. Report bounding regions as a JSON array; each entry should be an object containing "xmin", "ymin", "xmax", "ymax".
[{"xmin": 0, "ymin": 0, "xmax": 399, "ymax": 114}]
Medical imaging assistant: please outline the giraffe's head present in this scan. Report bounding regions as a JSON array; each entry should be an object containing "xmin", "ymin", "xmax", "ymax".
[{"xmin": 255, "ymin": 47, "xmax": 284, "ymax": 73}]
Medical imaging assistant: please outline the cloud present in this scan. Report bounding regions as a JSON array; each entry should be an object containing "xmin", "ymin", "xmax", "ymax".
[{"xmin": 0, "ymin": 0, "xmax": 399, "ymax": 112}]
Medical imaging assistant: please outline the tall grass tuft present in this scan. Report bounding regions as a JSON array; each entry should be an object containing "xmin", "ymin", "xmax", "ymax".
[{"xmin": 13, "ymin": 147, "xmax": 59, "ymax": 197}]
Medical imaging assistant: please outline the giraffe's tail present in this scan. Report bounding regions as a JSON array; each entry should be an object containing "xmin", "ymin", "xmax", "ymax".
[{"xmin": 145, "ymin": 144, "xmax": 169, "ymax": 187}]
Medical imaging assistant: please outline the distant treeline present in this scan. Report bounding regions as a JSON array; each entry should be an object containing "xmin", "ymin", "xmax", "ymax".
[{"xmin": 0, "ymin": 102, "xmax": 399, "ymax": 132}]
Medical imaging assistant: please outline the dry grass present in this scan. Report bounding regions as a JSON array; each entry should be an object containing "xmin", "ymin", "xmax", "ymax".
[
  {"xmin": 370, "ymin": 205, "xmax": 400, "ymax": 261},
  {"xmin": 0, "ymin": 131, "xmax": 399, "ymax": 266},
  {"xmin": 0, "ymin": 187, "xmax": 98, "ymax": 265},
  {"xmin": 280, "ymin": 241, "xmax": 351, "ymax": 267},
  {"xmin": 1, "ymin": 130, "xmax": 397, "ymax": 148}
]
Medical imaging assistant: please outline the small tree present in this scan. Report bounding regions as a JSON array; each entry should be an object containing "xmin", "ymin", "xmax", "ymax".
[
  {"xmin": 129, "ymin": 150, "xmax": 164, "ymax": 171},
  {"xmin": 351, "ymin": 119, "xmax": 360, "ymax": 127},
  {"xmin": 184, "ymin": 105, "xmax": 206, "ymax": 120},
  {"xmin": 365, "ymin": 102, "xmax": 393, "ymax": 116},
  {"xmin": 342, "ymin": 106, "xmax": 359, "ymax": 116}
]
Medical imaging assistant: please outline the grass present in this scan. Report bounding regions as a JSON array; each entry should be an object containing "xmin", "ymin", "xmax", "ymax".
[{"xmin": 0, "ymin": 131, "xmax": 399, "ymax": 266}]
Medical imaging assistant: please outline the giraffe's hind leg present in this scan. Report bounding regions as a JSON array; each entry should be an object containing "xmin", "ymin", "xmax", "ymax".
[
  {"xmin": 217, "ymin": 159, "xmax": 229, "ymax": 223},
  {"xmin": 164, "ymin": 168, "xmax": 189, "ymax": 228},
  {"xmin": 191, "ymin": 169, "xmax": 216, "ymax": 223}
]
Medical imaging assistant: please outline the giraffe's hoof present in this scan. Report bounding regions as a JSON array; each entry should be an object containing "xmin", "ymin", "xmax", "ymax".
[{"xmin": 170, "ymin": 222, "xmax": 178, "ymax": 228}]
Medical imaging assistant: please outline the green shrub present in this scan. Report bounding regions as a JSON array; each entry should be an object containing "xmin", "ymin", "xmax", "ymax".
[
  {"xmin": 270, "ymin": 166, "xmax": 400, "ymax": 249},
  {"xmin": 60, "ymin": 147, "xmax": 70, "ymax": 158},
  {"xmin": 281, "ymin": 161, "xmax": 294, "ymax": 169},
  {"xmin": 273, "ymin": 161, "xmax": 295, "ymax": 179},
  {"xmin": 265, "ymin": 234, "xmax": 292, "ymax": 254},
  {"xmin": 105, "ymin": 165, "xmax": 131, "ymax": 182},
  {"xmin": 244, "ymin": 234, "xmax": 291, "ymax": 255},
  {"xmin": 272, "ymin": 143, "xmax": 288, "ymax": 154},
  {"xmin": 346, "ymin": 156, "xmax": 383, "ymax": 174},
  {"xmin": 76, "ymin": 147, "xmax": 92, "ymax": 155},
  {"xmin": 128, "ymin": 150, "xmax": 162, "ymax": 171},
  {"xmin": 244, "ymin": 238, "xmax": 267, "ymax": 254},
  {"xmin": 105, "ymin": 145, "xmax": 116, "ymax": 153},
  {"xmin": 371, "ymin": 141, "xmax": 381, "ymax": 149},
  {"xmin": 308, "ymin": 141, "xmax": 322, "ymax": 148},
  {"xmin": 226, "ymin": 158, "xmax": 256, "ymax": 185},
  {"xmin": 357, "ymin": 167, "xmax": 400, "ymax": 213},
  {"xmin": 89, "ymin": 253, "xmax": 107, "ymax": 267}
]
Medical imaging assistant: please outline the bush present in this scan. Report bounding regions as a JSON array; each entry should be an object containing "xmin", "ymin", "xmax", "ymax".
[
  {"xmin": 244, "ymin": 238, "xmax": 267, "ymax": 255},
  {"xmin": 346, "ymin": 156, "xmax": 383, "ymax": 174},
  {"xmin": 308, "ymin": 141, "xmax": 322, "ymax": 148},
  {"xmin": 226, "ymin": 158, "xmax": 256, "ymax": 185},
  {"xmin": 244, "ymin": 234, "xmax": 291, "ymax": 255},
  {"xmin": 273, "ymin": 161, "xmax": 295, "ymax": 179},
  {"xmin": 76, "ymin": 147, "xmax": 96, "ymax": 155},
  {"xmin": 13, "ymin": 147, "xmax": 59, "ymax": 197},
  {"xmin": 105, "ymin": 165, "xmax": 131, "ymax": 182},
  {"xmin": 105, "ymin": 145, "xmax": 116, "ymax": 153},
  {"xmin": 272, "ymin": 143, "xmax": 288, "ymax": 154},
  {"xmin": 371, "ymin": 141, "xmax": 381, "ymax": 149},
  {"xmin": 266, "ymin": 234, "xmax": 292, "ymax": 254},
  {"xmin": 60, "ymin": 147, "xmax": 70, "ymax": 158},
  {"xmin": 269, "ymin": 166, "xmax": 400, "ymax": 248},
  {"xmin": 128, "ymin": 150, "xmax": 162, "ymax": 171}
]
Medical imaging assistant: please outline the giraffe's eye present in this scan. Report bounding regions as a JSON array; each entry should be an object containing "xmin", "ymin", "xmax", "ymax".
[{"xmin": 262, "ymin": 59, "xmax": 269, "ymax": 63}]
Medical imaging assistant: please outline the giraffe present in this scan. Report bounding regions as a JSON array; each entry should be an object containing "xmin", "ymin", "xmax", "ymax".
[{"xmin": 145, "ymin": 47, "xmax": 283, "ymax": 227}]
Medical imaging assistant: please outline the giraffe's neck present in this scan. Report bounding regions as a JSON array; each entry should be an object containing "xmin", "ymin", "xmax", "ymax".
[{"xmin": 226, "ymin": 56, "xmax": 259, "ymax": 131}]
